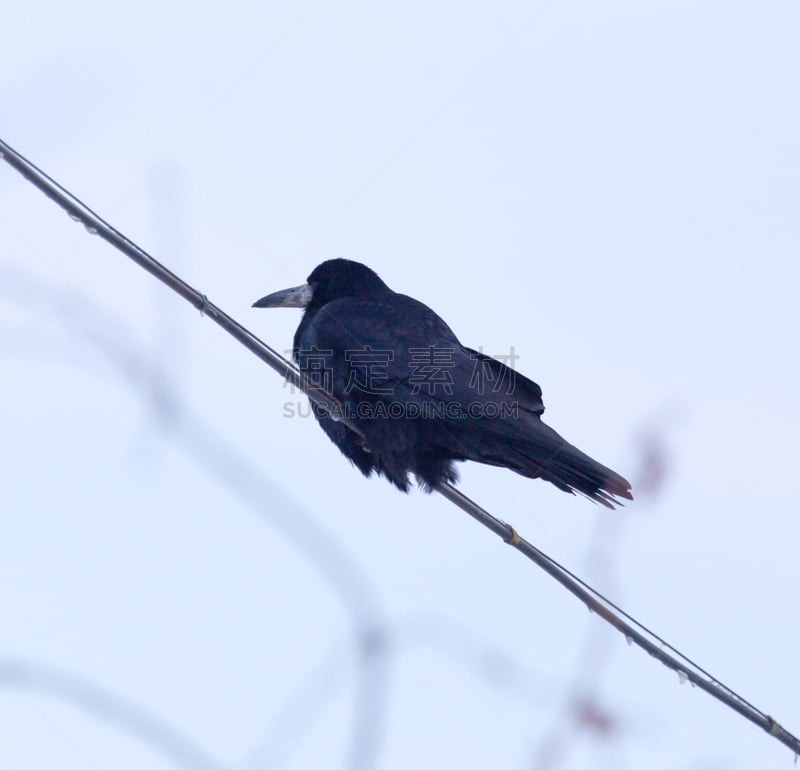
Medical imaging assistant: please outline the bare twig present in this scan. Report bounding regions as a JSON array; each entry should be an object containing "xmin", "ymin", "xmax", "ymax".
[
  {"xmin": 2, "ymin": 274, "xmax": 556, "ymax": 770},
  {"xmin": 0, "ymin": 267, "xmax": 389, "ymax": 770},
  {"xmin": 3, "ymin": 136, "xmax": 798, "ymax": 758},
  {"xmin": 0, "ymin": 659, "xmax": 226, "ymax": 770},
  {"xmin": 241, "ymin": 612, "xmax": 559, "ymax": 770}
]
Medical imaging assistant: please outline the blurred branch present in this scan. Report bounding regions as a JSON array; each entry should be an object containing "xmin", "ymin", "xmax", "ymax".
[
  {"xmin": 3, "ymin": 136, "xmax": 798, "ymax": 759},
  {"xmin": 2, "ymin": 279, "xmax": 551, "ymax": 769},
  {"xmin": 435, "ymin": 487, "xmax": 799, "ymax": 755},
  {"xmin": 0, "ymin": 658, "xmax": 226, "ymax": 770},
  {"xmin": 0, "ymin": 268, "xmax": 389, "ymax": 770},
  {"xmin": 533, "ymin": 487, "xmax": 638, "ymax": 769},
  {"xmin": 242, "ymin": 612, "xmax": 559, "ymax": 770}
]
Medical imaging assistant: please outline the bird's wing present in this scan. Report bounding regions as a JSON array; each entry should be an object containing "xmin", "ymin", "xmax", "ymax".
[
  {"xmin": 302, "ymin": 296, "xmax": 493, "ymax": 380},
  {"xmin": 299, "ymin": 294, "xmax": 631, "ymax": 506},
  {"xmin": 299, "ymin": 295, "xmax": 545, "ymax": 415},
  {"xmin": 462, "ymin": 346, "xmax": 545, "ymax": 416}
]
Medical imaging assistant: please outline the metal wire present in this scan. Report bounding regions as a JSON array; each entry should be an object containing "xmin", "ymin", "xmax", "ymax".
[{"xmin": 2, "ymin": 136, "xmax": 798, "ymax": 758}]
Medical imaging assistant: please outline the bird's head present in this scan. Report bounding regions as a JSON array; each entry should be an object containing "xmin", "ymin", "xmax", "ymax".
[{"xmin": 252, "ymin": 259, "xmax": 390, "ymax": 312}]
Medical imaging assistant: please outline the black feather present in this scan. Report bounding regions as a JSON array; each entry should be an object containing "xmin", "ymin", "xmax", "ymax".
[{"xmin": 254, "ymin": 259, "xmax": 633, "ymax": 507}]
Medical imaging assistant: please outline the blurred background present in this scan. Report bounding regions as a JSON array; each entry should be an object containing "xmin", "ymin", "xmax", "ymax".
[{"xmin": 1, "ymin": 1, "xmax": 799, "ymax": 768}]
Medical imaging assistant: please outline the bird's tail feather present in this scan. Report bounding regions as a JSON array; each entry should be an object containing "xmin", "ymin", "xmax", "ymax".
[{"xmin": 475, "ymin": 419, "xmax": 633, "ymax": 509}]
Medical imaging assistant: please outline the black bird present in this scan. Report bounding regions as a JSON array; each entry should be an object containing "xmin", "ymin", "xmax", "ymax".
[{"xmin": 254, "ymin": 259, "xmax": 632, "ymax": 508}]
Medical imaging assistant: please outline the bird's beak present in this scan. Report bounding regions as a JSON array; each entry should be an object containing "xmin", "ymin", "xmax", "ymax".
[{"xmin": 252, "ymin": 283, "xmax": 313, "ymax": 309}]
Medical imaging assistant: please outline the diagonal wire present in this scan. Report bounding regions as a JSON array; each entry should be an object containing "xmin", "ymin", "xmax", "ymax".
[
  {"xmin": 2, "ymin": 137, "xmax": 798, "ymax": 759},
  {"xmin": 0, "ymin": 271, "xmax": 387, "ymax": 769}
]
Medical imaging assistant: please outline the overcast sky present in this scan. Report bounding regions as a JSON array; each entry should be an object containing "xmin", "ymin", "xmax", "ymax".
[{"xmin": 2, "ymin": 1, "xmax": 799, "ymax": 769}]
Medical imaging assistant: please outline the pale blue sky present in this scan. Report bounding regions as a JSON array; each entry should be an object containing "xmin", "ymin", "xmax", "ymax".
[{"xmin": 2, "ymin": 1, "xmax": 799, "ymax": 768}]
